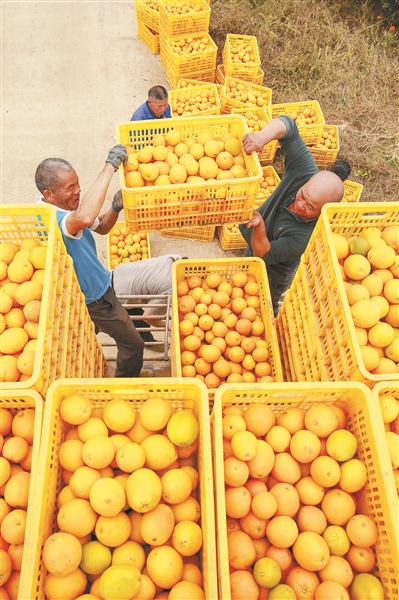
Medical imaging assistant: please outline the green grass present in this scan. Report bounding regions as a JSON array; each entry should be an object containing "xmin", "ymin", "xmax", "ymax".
[{"xmin": 210, "ymin": 0, "xmax": 399, "ymax": 203}]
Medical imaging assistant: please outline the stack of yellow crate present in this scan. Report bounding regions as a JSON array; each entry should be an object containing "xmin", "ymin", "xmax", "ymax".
[
  {"xmin": 135, "ymin": 0, "xmax": 161, "ymax": 55},
  {"xmin": 158, "ymin": 0, "xmax": 216, "ymax": 88}
]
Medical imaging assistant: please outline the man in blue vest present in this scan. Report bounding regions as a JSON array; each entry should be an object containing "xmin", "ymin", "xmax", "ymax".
[{"xmin": 130, "ymin": 86, "xmax": 171, "ymax": 121}]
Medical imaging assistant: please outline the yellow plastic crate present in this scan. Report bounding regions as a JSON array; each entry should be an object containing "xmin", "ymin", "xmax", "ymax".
[
  {"xmin": 0, "ymin": 205, "xmax": 74, "ymax": 396},
  {"xmin": 137, "ymin": 21, "xmax": 160, "ymax": 54},
  {"xmin": 212, "ymin": 382, "xmax": 398, "ymax": 600},
  {"xmin": 222, "ymin": 34, "xmax": 261, "ymax": 79},
  {"xmin": 165, "ymin": 32, "xmax": 217, "ymax": 77},
  {"xmin": 342, "ymin": 179, "xmax": 363, "ymax": 202},
  {"xmin": 372, "ymin": 382, "xmax": 399, "ymax": 509},
  {"xmin": 254, "ymin": 165, "xmax": 281, "ymax": 208},
  {"xmin": 231, "ymin": 106, "xmax": 277, "ymax": 163},
  {"xmin": 170, "ymin": 83, "xmax": 221, "ymax": 117},
  {"xmin": 136, "ymin": 0, "xmax": 160, "ymax": 32},
  {"xmin": 217, "ymin": 223, "xmax": 246, "ymax": 250},
  {"xmin": 161, "ymin": 225, "xmax": 216, "ymax": 241},
  {"xmin": 271, "ymin": 100, "xmax": 325, "ymax": 145},
  {"xmin": 221, "ymin": 77, "xmax": 272, "ymax": 115},
  {"xmin": 106, "ymin": 220, "xmax": 151, "ymax": 270},
  {"xmin": 177, "ymin": 77, "xmax": 223, "ymax": 99},
  {"xmin": 277, "ymin": 202, "xmax": 399, "ymax": 386},
  {"xmin": 23, "ymin": 378, "xmax": 217, "ymax": 600},
  {"xmin": 216, "ymin": 62, "xmax": 264, "ymax": 85},
  {"xmin": 167, "ymin": 67, "xmax": 216, "ymax": 89},
  {"xmin": 159, "ymin": 0, "xmax": 211, "ymax": 37},
  {"xmin": 307, "ymin": 124, "xmax": 340, "ymax": 167},
  {"xmin": 116, "ymin": 115, "xmax": 263, "ymax": 232},
  {"xmin": 0, "ymin": 390, "xmax": 43, "ymax": 600},
  {"xmin": 171, "ymin": 258, "xmax": 283, "ymax": 404}
]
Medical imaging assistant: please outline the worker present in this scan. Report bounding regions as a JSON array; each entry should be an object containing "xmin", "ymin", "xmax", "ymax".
[
  {"xmin": 35, "ymin": 146, "xmax": 152, "ymax": 378},
  {"xmin": 240, "ymin": 116, "xmax": 344, "ymax": 317},
  {"xmin": 130, "ymin": 85, "xmax": 171, "ymax": 121}
]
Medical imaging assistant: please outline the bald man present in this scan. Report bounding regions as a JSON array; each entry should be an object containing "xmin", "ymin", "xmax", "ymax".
[{"xmin": 240, "ymin": 116, "xmax": 344, "ymax": 316}]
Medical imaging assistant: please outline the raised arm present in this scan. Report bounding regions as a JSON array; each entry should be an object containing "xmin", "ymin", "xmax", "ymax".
[{"xmin": 242, "ymin": 117, "xmax": 288, "ymax": 154}]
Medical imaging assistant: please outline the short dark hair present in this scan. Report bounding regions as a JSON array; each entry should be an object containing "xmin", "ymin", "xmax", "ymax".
[
  {"xmin": 35, "ymin": 158, "xmax": 73, "ymax": 194},
  {"xmin": 330, "ymin": 160, "xmax": 351, "ymax": 182},
  {"xmin": 148, "ymin": 86, "xmax": 168, "ymax": 101}
]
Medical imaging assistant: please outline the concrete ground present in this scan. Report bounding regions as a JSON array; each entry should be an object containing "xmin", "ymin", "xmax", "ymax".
[{"xmin": 1, "ymin": 1, "xmax": 245, "ymax": 375}]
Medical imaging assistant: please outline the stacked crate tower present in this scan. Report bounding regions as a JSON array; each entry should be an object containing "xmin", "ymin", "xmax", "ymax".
[{"xmin": 158, "ymin": 0, "xmax": 216, "ymax": 88}]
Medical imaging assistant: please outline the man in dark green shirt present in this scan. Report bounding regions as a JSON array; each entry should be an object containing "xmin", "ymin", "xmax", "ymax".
[{"xmin": 239, "ymin": 116, "xmax": 344, "ymax": 316}]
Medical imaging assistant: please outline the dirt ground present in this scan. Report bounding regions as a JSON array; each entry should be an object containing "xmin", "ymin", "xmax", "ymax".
[
  {"xmin": 1, "ymin": 1, "xmax": 244, "ymax": 373},
  {"xmin": 1, "ymin": 0, "xmax": 244, "ymax": 262}
]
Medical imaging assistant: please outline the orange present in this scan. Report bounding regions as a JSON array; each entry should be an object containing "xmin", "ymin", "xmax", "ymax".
[
  {"xmin": 178, "ymin": 295, "xmax": 197, "ymax": 315},
  {"xmin": 102, "ymin": 399, "xmax": 135, "ymax": 433},
  {"xmin": 95, "ymin": 512, "xmax": 131, "ymax": 548},
  {"xmin": 304, "ymin": 404, "xmax": 338, "ymax": 438},
  {"xmin": 168, "ymin": 581, "xmax": 204, "ymax": 599},
  {"xmin": 224, "ymin": 456, "xmax": 249, "ymax": 487},
  {"xmin": 140, "ymin": 503, "xmax": 175, "ymax": 547},
  {"xmin": 4, "ymin": 471, "xmax": 30, "ymax": 508},
  {"xmin": 277, "ymin": 407, "xmax": 305, "ymax": 434},
  {"xmin": 319, "ymin": 554, "xmax": 353, "ymax": 587},
  {"xmin": 266, "ymin": 546, "xmax": 294, "ymax": 573},
  {"xmin": 183, "ymin": 335, "xmax": 201, "ymax": 352},
  {"xmin": 227, "ymin": 530, "xmax": 256, "ymax": 569},
  {"xmin": 285, "ymin": 566, "xmax": 320, "ymax": 600},
  {"xmin": 69, "ymin": 466, "xmax": 101, "ymax": 499},
  {"xmin": 346, "ymin": 544, "xmax": 376, "ymax": 572},
  {"xmin": 292, "ymin": 531, "xmax": 330, "ymax": 571},
  {"xmin": 343, "ymin": 255, "xmax": 371, "ymax": 280},
  {"xmin": 161, "ymin": 469, "xmax": 192, "ymax": 505},
  {"xmin": 82, "ymin": 435, "xmax": 115, "ymax": 469},
  {"xmin": 346, "ymin": 514, "xmax": 378, "ymax": 548},
  {"xmin": 321, "ymin": 489, "xmax": 357, "ymax": 525},
  {"xmin": 266, "ymin": 516, "xmax": 298, "ymax": 548},
  {"xmin": 225, "ymin": 485, "xmax": 252, "ymax": 518},
  {"xmin": 338, "ymin": 458, "xmax": 367, "ymax": 493},
  {"xmin": 44, "ymin": 568, "xmax": 87, "ymax": 600},
  {"xmin": 269, "ymin": 483, "xmax": 300, "ymax": 517},
  {"xmin": 57, "ymin": 498, "xmax": 97, "ymax": 537},
  {"xmin": 229, "ymin": 570, "xmax": 259, "ymax": 600},
  {"xmin": 2, "ymin": 436, "xmax": 29, "ymax": 464},
  {"xmin": 290, "ymin": 429, "xmax": 321, "ymax": 463},
  {"xmin": 42, "ymin": 531, "xmax": 83, "ymax": 576},
  {"xmin": 222, "ymin": 414, "xmax": 246, "ymax": 440},
  {"xmin": 253, "ymin": 556, "xmax": 281, "ymax": 589},
  {"xmin": 0, "ymin": 548, "xmax": 12, "ymax": 586},
  {"xmin": 265, "ymin": 425, "xmax": 291, "ymax": 453},
  {"xmin": 297, "ymin": 505, "xmax": 327, "ymax": 534},
  {"xmin": 295, "ymin": 476, "xmax": 325, "ymax": 506},
  {"xmin": 146, "ymin": 545, "xmax": 184, "ymax": 589},
  {"xmin": 315, "ymin": 581, "xmax": 349, "ymax": 600},
  {"xmin": 251, "ymin": 491, "xmax": 277, "ymax": 519},
  {"xmin": 1, "ymin": 508, "xmax": 27, "ymax": 544},
  {"xmin": 244, "ymin": 403, "xmax": 275, "ymax": 437},
  {"xmin": 89, "ymin": 478, "xmax": 126, "ymax": 517},
  {"xmin": 240, "ymin": 509, "xmax": 268, "ymax": 540},
  {"xmin": 245, "ymin": 479, "xmax": 268, "ymax": 497},
  {"xmin": 310, "ymin": 455, "xmax": 341, "ymax": 487},
  {"xmin": 60, "ymin": 394, "xmax": 92, "ymax": 426},
  {"xmin": 271, "ymin": 452, "xmax": 301, "ymax": 484},
  {"xmin": 247, "ymin": 440, "xmax": 275, "ymax": 479},
  {"xmin": 231, "ymin": 430, "xmax": 258, "ymax": 461},
  {"xmin": 171, "ymin": 496, "xmax": 200, "ymax": 524}
]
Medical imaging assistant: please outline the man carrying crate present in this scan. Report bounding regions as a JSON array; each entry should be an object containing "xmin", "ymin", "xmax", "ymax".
[
  {"xmin": 240, "ymin": 116, "xmax": 344, "ymax": 317},
  {"xmin": 34, "ymin": 145, "xmax": 153, "ymax": 379}
]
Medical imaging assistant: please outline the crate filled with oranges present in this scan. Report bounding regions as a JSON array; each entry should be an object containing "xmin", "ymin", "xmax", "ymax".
[
  {"xmin": 212, "ymin": 382, "xmax": 398, "ymax": 600},
  {"xmin": 161, "ymin": 225, "xmax": 216, "ymax": 242},
  {"xmin": 107, "ymin": 222, "xmax": 150, "ymax": 270},
  {"xmin": 170, "ymin": 83, "xmax": 220, "ymax": 117},
  {"xmin": 217, "ymin": 223, "xmax": 247, "ymax": 250},
  {"xmin": 159, "ymin": 0, "xmax": 211, "ymax": 37},
  {"xmin": 221, "ymin": 77, "xmax": 272, "ymax": 115},
  {"xmin": 222, "ymin": 34, "xmax": 261, "ymax": 80},
  {"xmin": 20, "ymin": 378, "xmax": 218, "ymax": 600},
  {"xmin": 177, "ymin": 77, "xmax": 223, "ymax": 100},
  {"xmin": 136, "ymin": 0, "xmax": 160, "ymax": 32},
  {"xmin": 342, "ymin": 180, "xmax": 363, "ymax": 203},
  {"xmin": 255, "ymin": 166, "xmax": 281, "ymax": 208},
  {"xmin": 271, "ymin": 101, "xmax": 325, "ymax": 145},
  {"xmin": 307, "ymin": 125, "xmax": 340, "ymax": 167},
  {"xmin": 164, "ymin": 32, "xmax": 217, "ymax": 87},
  {"xmin": 276, "ymin": 202, "xmax": 399, "ymax": 386},
  {"xmin": 171, "ymin": 257, "xmax": 283, "ymax": 401},
  {"xmin": 231, "ymin": 106, "xmax": 277, "ymax": 163},
  {"xmin": 137, "ymin": 21, "xmax": 160, "ymax": 54}
]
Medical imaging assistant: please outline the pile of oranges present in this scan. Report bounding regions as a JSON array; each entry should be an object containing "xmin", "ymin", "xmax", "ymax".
[
  {"xmin": 308, "ymin": 127, "xmax": 338, "ymax": 151},
  {"xmin": 276, "ymin": 109, "xmax": 320, "ymax": 126},
  {"xmin": 163, "ymin": 1, "xmax": 205, "ymax": 14},
  {"xmin": 220, "ymin": 401, "xmax": 385, "ymax": 599},
  {"xmin": 332, "ymin": 225, "xmax": 399, "ymax": 374},
  {"xmin": 177, "ymin": 271, "xmax": 274, "ymax": 389},
  {"xmin": 170, "ymin": 87, "xmax": 218, "ymax": 117},
  {"xmin": 257, "ymin": 171, "xmax": 279, "ymax": 204},
  {"xmin": 123, "ymin": 129, "xmax": 247, "ymax": 188},
  {"xmin": 0, "ymin": 406, "xmax": 36, "ymax": 597},
  {"xmin": 223, "ymin": 79, "xmax": 269, "ymax": 108},
  {"xmin": 41, "ymin": 394, "xmax": 205, "ymax": 599},
  {"xmin": 168, "ymin": 35, "xmax": 212, "ymax": 55},
  {"xmin": 227, "ymin": 39, "xmax": 258, "ymax": 66},
  {"xmin": 0, "ymin": 240, "xmax": 47, "ymax": 384},
  {"xmin": 108, "ymin": 226, "xmax": 149, "ymax": 268}
]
